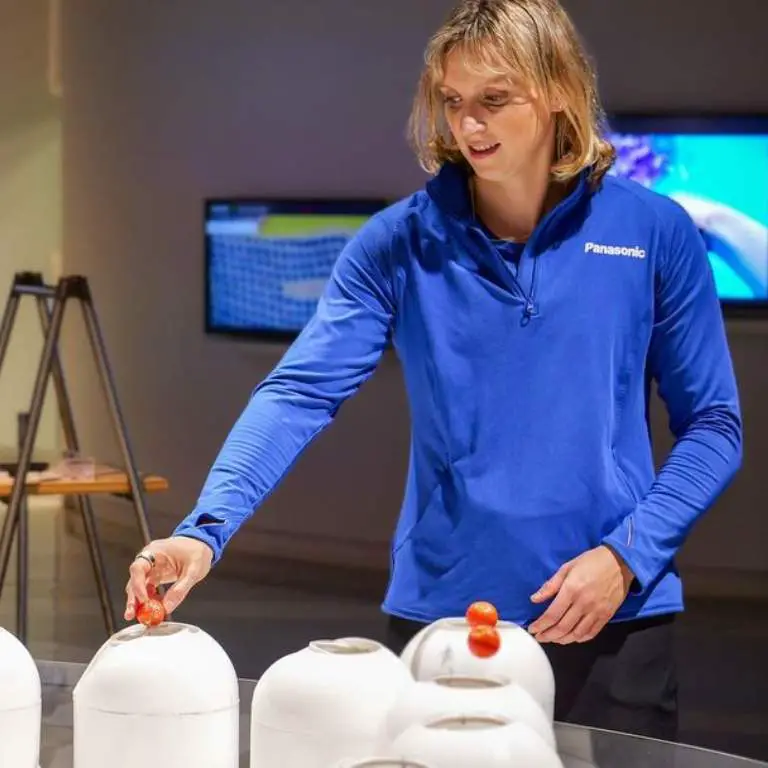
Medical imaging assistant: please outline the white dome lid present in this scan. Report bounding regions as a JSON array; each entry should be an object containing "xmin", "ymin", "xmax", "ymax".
[
  {"xmin": 0, "ymin": 627, "xmax": 41, "ymax": 711},
  {"xmin": 73, "ymin": 622, "xmax": 239, "ymax": 715},
  {"xmin": 252, "ymin": 637, "xmax": 412, "ymax": 732},
  {"xmin": 334, "ymin": 760, "xmax": 430, "ymax": 767}
]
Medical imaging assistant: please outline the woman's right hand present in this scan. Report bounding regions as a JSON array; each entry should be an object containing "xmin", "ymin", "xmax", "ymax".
[{"xmin": 124, "ymin": 536, "xmax": 214, "ymax": 620}]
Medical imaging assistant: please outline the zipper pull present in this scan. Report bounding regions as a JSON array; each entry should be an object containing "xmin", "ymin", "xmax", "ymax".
[{"xmin": 520, "ymin": 300, "xmax": 537, "ymax": 327}]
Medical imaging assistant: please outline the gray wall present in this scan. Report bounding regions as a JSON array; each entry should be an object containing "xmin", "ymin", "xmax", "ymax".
[{"xmin": 60, "ymin": 0, "xmax": 768, "ymax": 590}]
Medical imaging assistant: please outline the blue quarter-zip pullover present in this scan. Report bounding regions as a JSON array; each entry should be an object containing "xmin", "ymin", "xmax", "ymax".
[{"xmin": 175, "ymin": 161, "xmax": 742, "ymax": 627}]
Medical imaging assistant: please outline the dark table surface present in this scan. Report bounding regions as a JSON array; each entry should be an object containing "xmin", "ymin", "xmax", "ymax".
[{"xmin": 38, "ymin": 660, "xmax": 767, "ymax": 768}]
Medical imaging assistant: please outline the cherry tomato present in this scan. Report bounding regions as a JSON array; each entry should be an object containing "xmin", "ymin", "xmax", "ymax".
[
  {"xmin": 466, "ymin": 600, "xmax": 499, "ymax": 628},
  {"xmin": 467, "ymin": 625, "xmax": 501, "ymax": 658},
  {"xmin": 136, "ymin": 598, "xmax": 165, "ymax": 627}
]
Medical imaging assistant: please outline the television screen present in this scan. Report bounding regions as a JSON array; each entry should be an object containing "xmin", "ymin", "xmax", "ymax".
[
  {"xmin": 605, "ymin": 115, "xmax": 768, "ymax": 309},
  {"xmin": 205, "ymin": 198, "xmax": 388, "ymax": 339}
]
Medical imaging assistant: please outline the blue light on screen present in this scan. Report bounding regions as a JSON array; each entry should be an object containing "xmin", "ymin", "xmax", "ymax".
[{"xmin": 607, "ymin": 132, "xmax": 768, "ymax": 302}]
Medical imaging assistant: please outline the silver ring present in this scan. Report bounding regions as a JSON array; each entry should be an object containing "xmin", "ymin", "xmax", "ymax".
[{"xmin": 135, "ymin": 550, "xmax": 156, "ymax": 568}]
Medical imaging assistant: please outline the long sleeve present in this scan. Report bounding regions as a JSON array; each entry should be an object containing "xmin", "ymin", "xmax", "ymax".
[
  {"xmin": 602, "ymin": 201, "xmax": 743, "ymax": 592},
  {"xmin": 174, "ymin": 215, "xmax": 399, "ymax": 562}
]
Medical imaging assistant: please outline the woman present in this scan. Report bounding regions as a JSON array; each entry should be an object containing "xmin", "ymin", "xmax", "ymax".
[{"xmin": 125, "ymin": 0, "xmax": 741, "ymax": 742}]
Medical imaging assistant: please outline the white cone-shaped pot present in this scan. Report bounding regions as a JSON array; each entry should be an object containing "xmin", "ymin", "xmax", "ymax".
[
  {"xmin": 380, "ymin": 675, "xmax": 555, "ymax": 751},
  {"xmin": 73, "ymin": 622, "xmax": 239, "ymax": 768},
  {"xmin": 250, "ymin": 637, "xmax": 413, "ymax": 768},
  {"xmin": 0, "ymin": 626, "xmax": 42, "ymax": 768},
  {"xmin": 401, "ymin": 618, "xmax": 555, "ymax": 720},
  {"xmin": 389, "ymin": 715, "xmax": 565, "ymax": 768}
]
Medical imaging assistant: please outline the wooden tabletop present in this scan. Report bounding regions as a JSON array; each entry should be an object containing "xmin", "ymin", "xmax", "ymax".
[{"xmin": 0, "ymin": 467, "xmax": 169, "ymax": 498}]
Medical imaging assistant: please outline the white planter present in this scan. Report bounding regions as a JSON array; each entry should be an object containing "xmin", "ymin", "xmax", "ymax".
[
  {"xmin": 0, "ymin": 627, "xmax": 41, "ymax": 768},
  {"xmin": 389, "ymin": 715, "xmax": 564, "ymax": 768},
  {"xmin": 381, "ymin": 675, "xmax": 555, "ymax": 751},
  {"xmin": 401, "ymin": 618, "xmax": 555, "ymax": 720},
  {"xmin": 250, "ymin": 637, "xmax": 413, "ymax": 768},
  {"xmin": 73, "ymin": 622, "xmax": 239, "ymax": 768}
]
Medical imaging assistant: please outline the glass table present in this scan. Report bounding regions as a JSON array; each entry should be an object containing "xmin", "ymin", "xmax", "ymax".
[{"xmin": 38, "ymin": 660, "xmax": 767, "ymax": 768}]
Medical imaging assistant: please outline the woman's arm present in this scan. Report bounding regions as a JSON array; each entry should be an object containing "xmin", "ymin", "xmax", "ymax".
[
  {"xmin": 173, "ymin": 214, "xmax": 400, "ymax": 563},
  {"xmin": 602, "ymin": 199, "xmax": 743, "ymax": 592}
]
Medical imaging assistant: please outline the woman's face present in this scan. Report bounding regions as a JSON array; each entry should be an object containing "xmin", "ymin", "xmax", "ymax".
[{"xmin": 438, "ymin": 48, "xmax": 557, "ymax": 183}]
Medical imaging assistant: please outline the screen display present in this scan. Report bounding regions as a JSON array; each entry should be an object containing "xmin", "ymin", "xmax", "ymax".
[
  {"xmin": 205, "ymin": 118, "xmax": 767, "ymax": 338},
  {"xmin": 605, "ymin": 116, "xmax": 768, "ymax": 304},
  {"xmin": 205, "ymin": 199, "xmax": 387, "ymax": 338}
]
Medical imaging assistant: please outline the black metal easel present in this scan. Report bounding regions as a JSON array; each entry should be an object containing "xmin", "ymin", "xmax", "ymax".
[{"xmin": 0, "ymin": 272, "xmax": 155, "ymax": 642}]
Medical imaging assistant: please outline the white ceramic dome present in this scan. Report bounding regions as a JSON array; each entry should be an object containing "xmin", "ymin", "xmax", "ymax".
[
  {"xmin": 250, "ymin": 637, "xmax": 413, "ymax": 768},
  {"xmin": 400, "ymin": 618, "xmax": 556, "ymax": 720},
  {"xmin": 389, "ymin": 715, "xmax": 565, "ymax": 768},
  {"xmin": 381, "ymin": 674, "xmax": 555, "ymax": 751},
  {"xmin": 334, "ymin": 760, "xmax": 430, "ymax": 768},
  {"xmin": 73, "ymin": 622, "xmax": 239, "ymax": 768},
  {"xmin": 0, "ymin": 626, "xmax": 41, "ymax": 768}
]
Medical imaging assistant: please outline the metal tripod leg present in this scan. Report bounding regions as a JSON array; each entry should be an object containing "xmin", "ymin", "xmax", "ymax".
[
  {"xmin": 75, "ymin": 284, "xmax": 154, "ymax": 547},
  {"xmin": 0, "ymin": 279, "xmax": 22, "ymax": 376},
  {"xmin": 0, "ymin": 285, "xmax": 25, "ymax": 638},
  {"xmin": 16, "ymin": 495, "xmax": 28, "ymax": 640},
  {"xmin": 0, "ymin": 280, "xmax": 68, "ymax": 607},
  {"xmin": 16, "ymin": 414, "xmax": 30, "ymax": 643},
  {"xmin": 34, "ymin": 292, "xmax": 116, "ymax": 636},
  {"xmin": 0, "ymin": 277, "xmax": 38, "ymax": 642},
  {"xmin": 74, "ymin": 495, "xmax": 115, "ymax": 633}
]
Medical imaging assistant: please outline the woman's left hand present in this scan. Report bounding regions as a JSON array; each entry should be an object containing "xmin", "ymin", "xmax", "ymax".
[{"xmin": 527, "ymin": 545, "xmax": 635, "ymax": 644}]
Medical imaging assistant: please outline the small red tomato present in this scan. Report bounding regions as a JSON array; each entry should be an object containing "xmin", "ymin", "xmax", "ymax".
[
  {"xmin": 468, "ymin": 625, "xmax": 501, "ymax": 658},
  {"xmin": 136, "ymin": 598, "xmax": 165, "ymax": 627},
  {"xmin": 466, "ymin": 601, "xmax": 499, "ymax": 628}
]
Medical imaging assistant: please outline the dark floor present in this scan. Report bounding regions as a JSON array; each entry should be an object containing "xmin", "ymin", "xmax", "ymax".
[{"xmin": 2, "ymin": 500, "xmax": 767, "ymax": 763}]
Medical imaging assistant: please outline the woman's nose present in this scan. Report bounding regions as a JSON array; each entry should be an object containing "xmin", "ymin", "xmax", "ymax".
[{"xmin": 461, "ymin": 114, "xmax": 486, "ymax": 136}]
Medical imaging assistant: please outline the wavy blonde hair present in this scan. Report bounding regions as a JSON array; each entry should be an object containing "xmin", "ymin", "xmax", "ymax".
[{"xmin": 408, "ymin": 0, "xmax": 615, "ymax": 184}]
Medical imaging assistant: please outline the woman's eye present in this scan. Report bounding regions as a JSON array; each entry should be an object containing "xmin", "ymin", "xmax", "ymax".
[{"xmin": 440, "ymin": 92, "xmax": 510, "ymax": 110}]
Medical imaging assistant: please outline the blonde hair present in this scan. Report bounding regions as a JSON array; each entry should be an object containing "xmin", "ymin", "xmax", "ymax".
[{"xmin": 408, "ymin": 0, "xmax": 615, "ymax": 185}]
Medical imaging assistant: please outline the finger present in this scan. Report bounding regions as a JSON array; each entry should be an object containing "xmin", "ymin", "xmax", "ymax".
[
  {"xmin": 551, "ymin": 613, "xmax": 596, "ymax": 645},
  {"xmin": 124, "ymin": 575, "xmax": 159, "ymax": 619},
  {"xmin": 530, "ymin": 562, "xmax": 573, "ymax": 604},
  {"xmin": 125, "ymin": 575, "xmax": 164, "ymax": 621},
  {"xmin": 549, "ymin": 615, "xmax": 595, "ymax": 645},
  {"xmin": 536, "ymin": 604, "xmax": 583, "ymax": 644},
  {"xmin": 529, "ymin": 586, "xmax": 574, "ymax": 636},
  {"xmin": 124, "ymin": 583, "xmax": 137, "ymax": 620},
  {"xmin": 144, "ymin": 559, "xmax": 179, "ymax": 587},
  {"xmin": 161, "ymin": 573, "xmax": 197, "ymax": 615},
  {"xmin": 128, "ymin": 558, "xmax": 152, "ymax": 604}
]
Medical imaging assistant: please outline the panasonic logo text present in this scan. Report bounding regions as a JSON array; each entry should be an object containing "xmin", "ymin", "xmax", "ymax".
[{"xmin": 585, "ymin": 242, "xmax": 647, "ymax": 259}]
